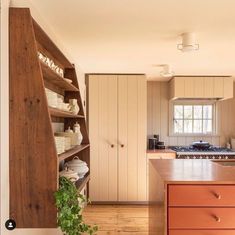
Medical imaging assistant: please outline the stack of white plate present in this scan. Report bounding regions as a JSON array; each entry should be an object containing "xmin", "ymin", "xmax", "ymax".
[
  {"xmin": 54, "ymin": 136, "xmax": 65, "ymax": 154},
  {"xmin": 55, "ymin": 132, "xmax": 78, "ymax": 146},
  {"xmin": 45, "ymin": 88, "xmax": 57, "ymax": 108},
  {"xmin": 64, "ymin": 136, "xmax": 71, "ymax": 150}
]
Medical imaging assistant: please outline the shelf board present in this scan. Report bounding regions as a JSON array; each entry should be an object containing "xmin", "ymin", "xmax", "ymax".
[
  {"xmin": 40, "ymin": 62, "xmax": 78, "ymax": 92},
  {"xmin": 58, "ymin": 144, "xmax": 90, "ymax": 162},
  {"xmin": 49, "ymin": 107, "xmax": 85, "ymax": 118},
  {"xmin": 75, "ymin": 173, "xmax": 90, "ymax": 192}
]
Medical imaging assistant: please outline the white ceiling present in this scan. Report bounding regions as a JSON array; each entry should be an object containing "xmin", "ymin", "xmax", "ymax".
[{"xmin": 12, "ymin": 0, "xmax": 235, "ymax": 80}]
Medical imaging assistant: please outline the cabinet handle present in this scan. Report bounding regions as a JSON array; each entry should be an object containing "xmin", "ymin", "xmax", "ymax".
[
  {"xmin": 213, "ymin": 192, "xmax": 221, "ymax": 199},
  {"xmin": 110, "ymin": 144, "xmax": 114, "ymax": 148},
  {"xmin": 120, "ymin": 144, "xmax": 124, "ymax": 148},
  {"xmin": 214, "ymin": 215, "xmax": 221, "ymax": 222}
]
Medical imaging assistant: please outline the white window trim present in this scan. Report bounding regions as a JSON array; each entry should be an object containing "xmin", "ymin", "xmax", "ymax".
[{"xmin": 169, "ymin": 100, "xmax": 219, "ymax": 137}]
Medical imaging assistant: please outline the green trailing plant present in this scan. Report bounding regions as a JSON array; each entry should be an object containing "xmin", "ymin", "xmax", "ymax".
[{"xmin": 55, "ymin": 176, "xmax": 98, "ymax": 235}]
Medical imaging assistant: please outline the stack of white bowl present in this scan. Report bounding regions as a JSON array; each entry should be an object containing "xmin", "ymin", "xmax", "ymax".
[
  {"xmin": 45, "ymin": 88, "xmax": 57, "ymax": 108},
  {"xmin": 54, "ymin": 136, "xmax": 65, "ymax": 154}
]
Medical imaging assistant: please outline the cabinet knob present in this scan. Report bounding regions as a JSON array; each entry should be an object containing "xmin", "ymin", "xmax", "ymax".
[
  {"xmin": 214, "ymin": 215, "xmax": 221, "ymax": 222},
  {"xmin": 213, "ymin": 192, "xmax": 221, "ymax": 199},
  {"xmin": 120, "ymin": 144, "xmax": 124, "ymax": 148},
  {"xmin": 111, "ymin": 144, "xmax": 114, "ymax": 148}
]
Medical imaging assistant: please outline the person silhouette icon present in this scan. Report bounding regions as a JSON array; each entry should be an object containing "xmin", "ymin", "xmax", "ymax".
[
  {"xmin": 5, "ymin": 219, "xmax": 16, "ymax": 230},
  {"xmin": 8, "ymin": 222, "xmax": 13, "ymax": 228}
]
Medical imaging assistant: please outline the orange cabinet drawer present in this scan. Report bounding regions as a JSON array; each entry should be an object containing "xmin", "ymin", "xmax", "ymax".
[
  {"xmin": 169, "ymin": 208, "xmax": 235, "ymax": 229},
  {"xmin": 168, "ymin": 185, "xmax": 235, "ymax": 206},
  {"xmin": 169, "ymin": 230, "xmax": 235, "ymax": 235}
]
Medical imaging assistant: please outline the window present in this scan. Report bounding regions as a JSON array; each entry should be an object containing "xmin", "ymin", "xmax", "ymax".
[{"xmin": 171, "ymin": 102, "xmax": 216, "ymax": 135}]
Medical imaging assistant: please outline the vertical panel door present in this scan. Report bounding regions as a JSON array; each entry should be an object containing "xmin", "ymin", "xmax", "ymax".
[
  {"xmin": 118, "ymin": 75, "xmax": 147, "ymax": 201},
  {"xmin": 88, "ymin": 75, "xmax": 118, "ymax": 201}
]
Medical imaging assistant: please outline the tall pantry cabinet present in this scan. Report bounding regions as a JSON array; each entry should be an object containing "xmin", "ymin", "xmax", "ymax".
[{"xmin": 87, "ymin": 74, "xmax": 147, "ymax": 202}]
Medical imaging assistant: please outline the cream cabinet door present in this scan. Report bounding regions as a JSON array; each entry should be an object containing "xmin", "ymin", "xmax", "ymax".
[
  {"xmin": 213, "ymin": 76, "xmax": 224, "ymax": 98},
  {"xmin": 88, "ymin": 75, "xmax": 118, "ymax": 201},
  {"xmin": 194, "ymin": 77, "xmax": 204, "ymax": 97},
  {"xmin": 174, "ymin": 77, "xmax": 185, "ymax": 98},
  {"xmin": 118, "ymin": 75, "xmax": 147, "ymax": 201},
  {"xmin": 223, "ymin": 77, "xmax": 234, "ymax": 100},
  {"xmin": 204, "ymin": 77, "xmax": 214, "ymax": 98},
  {"xmin": 184, "ymin": 77, "xmax": 194, "ymax": 98}
]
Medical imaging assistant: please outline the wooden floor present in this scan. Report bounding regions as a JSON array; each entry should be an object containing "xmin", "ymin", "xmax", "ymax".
[{"xmin": 83, "ymin": 205, "xmax": 148, "ymax": 235}]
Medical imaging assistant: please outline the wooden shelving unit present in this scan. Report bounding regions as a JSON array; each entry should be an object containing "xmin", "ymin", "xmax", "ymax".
[{"xmin": 9, "ymin": 8, "xmax": 90, "ymax": 228}]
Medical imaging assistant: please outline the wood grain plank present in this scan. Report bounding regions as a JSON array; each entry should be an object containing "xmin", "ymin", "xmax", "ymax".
[
  {"xmin": 9, "ymin": 8, "xmax": 57, "ymax": 228},
  {"xmin": 83, "ymin": 205, "xmax": 148, "ymax": 234}
]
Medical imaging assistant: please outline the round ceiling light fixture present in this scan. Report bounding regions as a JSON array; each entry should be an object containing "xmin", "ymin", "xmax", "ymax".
[
  {"xmin": 177, "ymin": 32, "xmax": 199, "ymax": 52},
  {"xmin": 159, "ymin": 64, "xmax": 175, "ymax": 78}
]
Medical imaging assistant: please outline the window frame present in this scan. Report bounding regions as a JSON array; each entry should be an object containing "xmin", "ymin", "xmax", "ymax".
[{"xmin": 169, "ymin": 100, "xmax": 218, "ymax": 137}]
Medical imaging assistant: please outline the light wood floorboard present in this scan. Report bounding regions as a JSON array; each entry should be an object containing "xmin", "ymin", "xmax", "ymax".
[{"xmin": 83, "ymin": 205, "xmax": 148, "ymax": 235}]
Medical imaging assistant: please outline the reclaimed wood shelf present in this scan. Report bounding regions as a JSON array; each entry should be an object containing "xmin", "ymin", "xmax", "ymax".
[
  {"xmin": 10, "ymin": 8, "xmax": 90, "ymax": 228},
  {"xmin": 75, "ymin": 173, "xmax": 90, "ymax": 192},
  {"xmin": 40, "ymin": 62, "xmax": 79, "ymax": 92},
  {"xmin": 58, "ymin": 144, "xmax": 90, "ymax": 162},
  {"xmin": 49, "ymin": 107, "xmax": 85, "ymax": 118},
  {"xmin": 33, "ymin": 19, "xmax": 73, "ymax": 68}
]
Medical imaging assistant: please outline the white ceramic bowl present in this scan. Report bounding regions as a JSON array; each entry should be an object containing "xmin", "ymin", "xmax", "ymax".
[
  {"xmin": 67, "ymin": 156, "xmax": 89, "ymax": 178},
  {"xmin": 59, "ymin": 167, "xmax": 79, "ymax": 182}
]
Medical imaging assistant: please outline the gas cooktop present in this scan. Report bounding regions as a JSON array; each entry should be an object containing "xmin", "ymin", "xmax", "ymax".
[
  {"xmin": 169, "ymin": 146, "xmax": 235, "ymax": 153},
  {"xmin": 169, "ymin": 146, "xmax": 235, "ymax": 158}
]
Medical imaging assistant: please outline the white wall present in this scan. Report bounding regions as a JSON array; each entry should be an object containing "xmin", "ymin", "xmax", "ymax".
[{"xmin": 1, "ymin": 1, "xmax": 85, "ymax": 234}]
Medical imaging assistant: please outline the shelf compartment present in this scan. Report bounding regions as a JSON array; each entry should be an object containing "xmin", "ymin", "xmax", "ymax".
[
  {"xmin": 75, "ymin": 173, "xmax": 90, "ymax": 192},
  {"xmin": 33, "ymin": 19, "xmax": 73, "ymax": 68},
  {"xmin": 40, "ymin": 62, "xmax": 78, "ymax": 92},
  {"xmin": 58, "ymin": 144, "xmax": 90, "ymax": 162},
  {"xmin": 49, "ymin": 107, "xmax": 84, "ymax": 118}
]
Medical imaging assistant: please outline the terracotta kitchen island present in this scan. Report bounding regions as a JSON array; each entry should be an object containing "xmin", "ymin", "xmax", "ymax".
[{"xmin": 149, "ymin": 159, "xmax": 235, "ymax": 235}]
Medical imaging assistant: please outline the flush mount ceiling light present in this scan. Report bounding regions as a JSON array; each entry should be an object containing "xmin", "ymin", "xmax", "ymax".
[
  {"xmin": 159, "ymin": 64, "xmax": 174, "ymax": 77},
  {"xmin": 177, "ymin": 32, "xmax": 199, "ymax": 52},
  {"xmin": 152, "ymin": 64, "xmax": 175, "ymax": 78}
]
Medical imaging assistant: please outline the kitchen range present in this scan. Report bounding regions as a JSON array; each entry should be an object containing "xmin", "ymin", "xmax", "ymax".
[{"xmin": 169, "ymin": 140, "xmax": 235, "ymax": 159}]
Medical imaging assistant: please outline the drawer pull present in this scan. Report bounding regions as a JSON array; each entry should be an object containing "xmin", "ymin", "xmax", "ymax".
[
  {"xmin": 213, "ymin": 192, "xmax": 222, "ymax": 199},
  {"xmin": 213, "ymin": 215, "xmax": 221, "ymax": 222}
]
